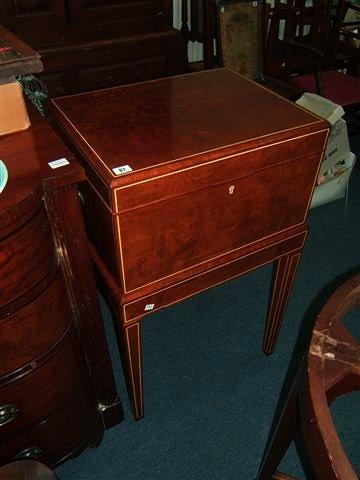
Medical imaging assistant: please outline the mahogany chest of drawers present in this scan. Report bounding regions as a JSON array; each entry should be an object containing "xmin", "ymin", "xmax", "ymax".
[
  {"xmin": 49, "ymin": 68, "xmax": 330, "ymax": 420},
  {"xmin": 0, "ymin": 1, "xmax": 182, "ymax": 96},
  {"xmin": 0, "ymin": 106, "xmax": 123, "ymax": 465}
]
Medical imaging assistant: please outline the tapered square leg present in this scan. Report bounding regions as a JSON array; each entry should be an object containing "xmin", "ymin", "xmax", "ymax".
[
  {"xmin": 119, "ymin": 321, "xmax": 144, "ymax": 420},
  {"xmin": 263, "ymin": 251, "xmax": 302, "ymax": 355}
]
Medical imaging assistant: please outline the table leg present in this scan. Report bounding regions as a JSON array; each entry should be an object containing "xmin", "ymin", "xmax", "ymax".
[
  {"xmin": 119, "ymin": 320, "xmax": 144, "ymax": 420},
  {"xmin": 263, "ymin": 251, "xmax": 302, "ymax": 354}
]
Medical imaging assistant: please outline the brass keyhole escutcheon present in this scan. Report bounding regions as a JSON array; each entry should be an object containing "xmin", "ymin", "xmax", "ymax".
[{"xmin": 229, "ymin": 185, "xmax": 235, "ymax": 195}]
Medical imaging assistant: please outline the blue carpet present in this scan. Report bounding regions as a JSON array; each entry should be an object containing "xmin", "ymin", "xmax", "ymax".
[{"xmin": 56, "ymin": 165, "xmax": 360, "ymax": 480}]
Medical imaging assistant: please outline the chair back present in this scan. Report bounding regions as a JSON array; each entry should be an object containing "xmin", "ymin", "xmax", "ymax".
[{"xmin": 264, "ymin": 0, "xmax": 332, "ymax": 78}]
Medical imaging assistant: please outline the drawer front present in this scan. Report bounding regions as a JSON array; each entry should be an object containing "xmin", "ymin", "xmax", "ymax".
[
  {"xmin": 0, "ymin": 272, "xmax": 73, "ymax": 377},
  {"xmin": 0, "ymin": 331, "xmax": 93, "ymax": 438},
  {"xmin": 118, "ymin": 151, "xmax": 322, "ymax": 293},
  {"xmin": 78, "ymin": 55, "xmax": 167, "ymax": 92},
  {"xmin": 123, "ymin": 230, "xmax": 307, "ymax": 322},
  {"xmin": 42, "ymin": 30, "xmax": 182, "ymax": 96},
  {"xmin": 2, "ymin": 0, "xmax": 67, "ymax": 40},
  {"xmin": 0, "ymin": 385, "xmax": 99, "ymax": 467},
  {"xmin": 66, "ymin": 0, "xmax": 170, "ymax": 29},
  {"xmin": 0, "ymin": 206, "xmax": 56, "ymax": 309}
]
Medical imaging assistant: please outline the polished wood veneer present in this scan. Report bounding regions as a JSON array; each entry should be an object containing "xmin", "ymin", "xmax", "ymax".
[
  {"xmin": 49, "ymin": 68, "xmax": 330, "ymax": 420},
  {"xmin": 0, "ymin": 106, "xmax": 123, "ymax": 465}
]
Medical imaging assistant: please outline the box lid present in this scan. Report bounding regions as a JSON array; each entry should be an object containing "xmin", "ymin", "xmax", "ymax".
[{"xmin": 49, "ymin": 68, "xmax": 328, "ymax": 189}]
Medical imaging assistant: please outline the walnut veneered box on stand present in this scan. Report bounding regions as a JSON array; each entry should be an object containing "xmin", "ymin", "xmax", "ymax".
[{"xmin": 49, "ymin": 68, "xmax": 330, "ymax": 420}]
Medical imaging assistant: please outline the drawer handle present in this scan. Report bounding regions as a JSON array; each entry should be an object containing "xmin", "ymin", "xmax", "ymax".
[
  {"xmin": 14, "ymin": 446, "xmax": 43, "ymax": 460},
  {"xmin": 0, "ymin": 404, "xmax": 20, "ymax": 426},
  {"xmin": 78, "ymin": 191, "xmax": 85, "ymax": 205},
  {"xmin": 77, "ymin": 191, "xmax": 88, "ymax": 212}
]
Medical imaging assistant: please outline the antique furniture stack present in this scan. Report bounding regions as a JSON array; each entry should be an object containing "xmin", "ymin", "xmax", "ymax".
[
  {"xmin": 49, "ymin": 68, "xmax": 330, "ymax": 420},
  {"xmin": 0, "ymin": 104, "xmax": 123, "ymax": 465},
  {"xmin": 0, "ymin": 1, "xmax": 183, "ymax": 96}
]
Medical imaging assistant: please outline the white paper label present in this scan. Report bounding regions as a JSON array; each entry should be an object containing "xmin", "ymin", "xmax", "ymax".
[
  {"xmin": 144, "ymin": 304, "xmax": 155, "ymax": 311},
  {"xmin": 112, "ymin": 165, "xmax": 133, "ymax": 175},
  {"xmin": 48, "ymin": 158, "xmax": 70, "ymax": 169}
]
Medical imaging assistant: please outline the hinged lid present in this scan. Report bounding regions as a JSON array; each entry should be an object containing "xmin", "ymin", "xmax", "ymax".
[{"xmin": 49, "ymin": 68, "xmax": 329, "ymax": 192}]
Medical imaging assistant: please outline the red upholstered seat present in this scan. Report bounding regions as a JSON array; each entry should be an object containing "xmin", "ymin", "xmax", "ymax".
[{"xmin": 291, "ymin": 70, "xmax": 360, "ymax": 107}]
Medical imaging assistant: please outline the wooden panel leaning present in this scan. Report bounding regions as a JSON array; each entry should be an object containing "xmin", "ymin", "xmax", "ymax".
[
  {"xmin": 257, "ymin": 273, "xmax": 360, "ymax": 480},
  {"xmin": 48, "ymin": 68, "xmax": 330, "ymax": 420}
]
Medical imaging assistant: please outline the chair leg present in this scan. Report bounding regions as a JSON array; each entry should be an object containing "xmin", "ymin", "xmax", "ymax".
[{"xmin": 257, "ymin": 376, "xmax": 302, "ymax": 480}]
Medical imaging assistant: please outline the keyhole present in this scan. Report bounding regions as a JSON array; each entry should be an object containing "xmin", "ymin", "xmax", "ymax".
[{"xmin": 229, "ymin": 185, "xmax": 235, "ymax": 195}]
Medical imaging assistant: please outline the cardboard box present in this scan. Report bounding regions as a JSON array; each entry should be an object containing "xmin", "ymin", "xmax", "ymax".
[
  {"xmin": 296, "ymin": 92, "xmax": 356, "ymax": 209},
  {"xmin": 295, "ymin": 92, "xmax": 344, "ymax": 126},
  {"xmin": 311, "ymin": 152, "xmax": 355, "ymax": 209},
  {"xmin": 0, "ymin": 80, "xmax": 30, "ymax": 136},
  {"xmin": 319, "ymin": 118, "xmax": 350, "ymax": 181}
]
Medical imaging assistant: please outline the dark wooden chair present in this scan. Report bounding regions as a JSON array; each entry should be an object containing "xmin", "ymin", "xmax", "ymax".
[
  {"xmin": 257, "ymin": 273, "xmax": 360, "ymax": 480},
  {"xmin": 327, "ymin": 0, "xmax": 360, "ymax": 77},
  {"xmin": 264, "ymin": 0, "xmax": 360, "ymax": 109},
  {"xmin": 264, "ymin": 0, "xmax": 328, "ymax": 79},
  {"xmin": 181, "ymin": 0, "xmax": 360, "ymax": 107},
  {"xmin": 264, "ymin": 0, "xmax": 360, "ymax": 75}
]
